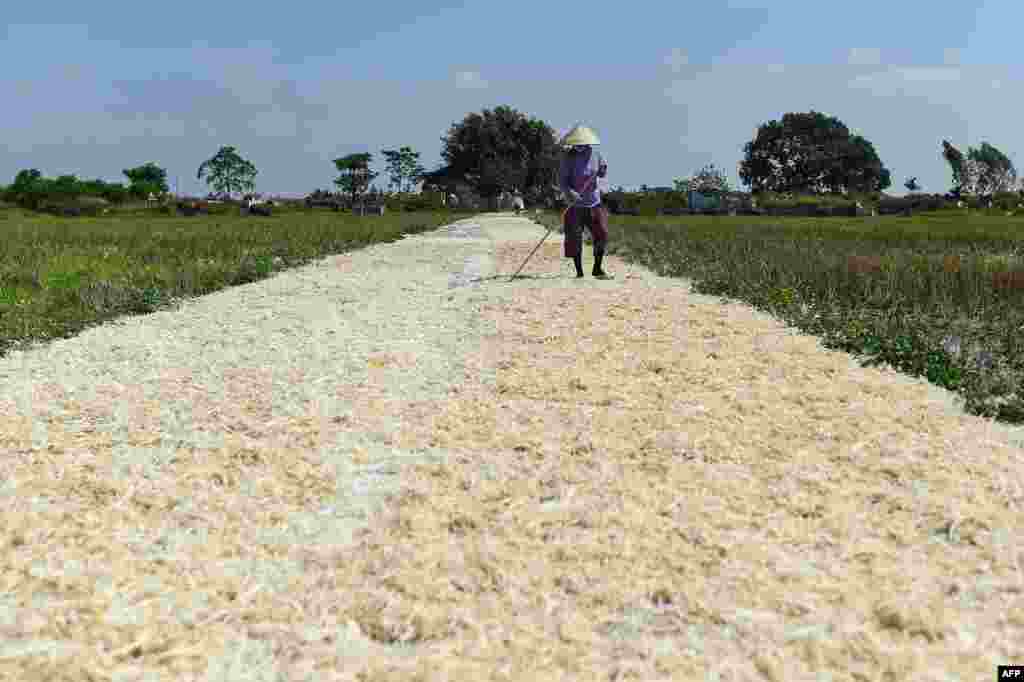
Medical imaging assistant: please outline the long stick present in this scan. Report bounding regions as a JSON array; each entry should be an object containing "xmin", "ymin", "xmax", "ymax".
[{"xmin": 509, "ymin": 224, "xmax": 554, "ymax": 280}]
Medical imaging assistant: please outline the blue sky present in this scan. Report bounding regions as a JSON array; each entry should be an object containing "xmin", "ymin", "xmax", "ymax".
[{"xmin": 3, "ymin": 0, "xmax": 1022, "ymax": 198}]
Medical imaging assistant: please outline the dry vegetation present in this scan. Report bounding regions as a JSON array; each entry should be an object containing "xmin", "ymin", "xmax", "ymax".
[{"xmin": 2, "ymin": 233, "xmax": 1023, "ymax": 680}]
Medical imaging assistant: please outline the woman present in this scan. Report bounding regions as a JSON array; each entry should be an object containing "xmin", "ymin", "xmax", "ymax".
[{"xmin": 559, "ymin": 124, "xmax": 612, "ymax": 279}]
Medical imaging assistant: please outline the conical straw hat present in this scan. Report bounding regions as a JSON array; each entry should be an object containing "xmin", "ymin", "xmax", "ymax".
[{"xmin": 560, "ymin": 124, "xmax": 601, "ymax": 147}]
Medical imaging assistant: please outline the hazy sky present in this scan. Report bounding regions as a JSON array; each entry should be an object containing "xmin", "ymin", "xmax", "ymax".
[{"xmin": 3, "ymin": 1, "xmax": 1022, "ymax": 197}]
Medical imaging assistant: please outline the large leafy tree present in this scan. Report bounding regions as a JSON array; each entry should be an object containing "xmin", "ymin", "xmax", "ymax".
[
  {"xmin": 739, "ymin": 111, "xmax": 891, "ymax": 195},
  {"xmin": 968, "ymin": 142, "xmax": 1013, "ymax": 198},
  {"xmin": 123, "ymin": 162, "xmax": 169, "ymax": 197},
  {"xmin": 381, "ymin": 147, "xmax": 426, "ymax": 194},
  {"xmin": 196, "ymin": 146, "xmax": 257, "ymax": 198},
  {"xmin": 333, "ymin": 153, "xmax": 379, "ymax": 205},
  {"xmin": 943, "ymin": 140, "xmax": 1017, "ymax": 199},
  {"xmin": 440, "ymin": 105, "xmax": 560, "ymax": 203},
  {"xmin": 9, "ymin": 169, "xmax": 43, "ymax": 196},
  {"xmin": 5, "ymin": 169, "xmax": 45, "ymax": 208},
  {"xmin": 518, "ymin": 118, "xmax": 562, "ymax": 205}
]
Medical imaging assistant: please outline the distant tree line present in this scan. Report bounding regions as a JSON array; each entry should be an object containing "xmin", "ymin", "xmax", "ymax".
[
  {"xmin": 3, "ymin": 108, "xmax": 1021, "ymax": 213},
  {"xmin": 1, "ymin": 162, "xmax": 169, "ymax": 209}
]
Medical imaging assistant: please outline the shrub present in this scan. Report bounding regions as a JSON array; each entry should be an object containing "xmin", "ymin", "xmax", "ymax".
[
  {"xmin": 99, "ymin": 184, "xmax": 131, "ymax": 205},
  {"xmin": 964, "ymin": 195, "xmax": 987, "ymax": 210},
  {"xmin": 37, "ymin": 196, "xmax": 111, "ymax": 217},
  {"xmin": 750, "ymin": 192, "xmax": 788, "ymax": 209},
  {"xmin": 901, "ymin": 193, "xmax": 948, "ymax": 211},
  {"xmin": 877, "ymin": 197, "xmax": 913, "ymax": 214},
  {"xmin": 4, "ymin": 171, "xmax": 133, "ymax": 209},
  {"xmin": 635, "ymin": 196, "xmax": 662, "ymax": 217},
  {"xmin": 606, "ymin": 189, "xmax": 687, "ymax": 215},
  {"xmin": 603, "ymin": 190, "xmax": 630, "ymax": 214},
  {"xmin": 992, "ymin": 191, "xmax": 1021, "ymax": 212},
  {"xmin": 796, "ymin": 193, "xmax": 852, "ymax": 207},
  {"xmin": 840, "ymin": 190, "xmax": 883, "ymax": 206},
  {"xmin": 875, "ymin": 193, "xmax": 947, "ymax": 214},
  {"xmin": 754, "ymin": 192, "xmax": 855, "ymax": 209}
]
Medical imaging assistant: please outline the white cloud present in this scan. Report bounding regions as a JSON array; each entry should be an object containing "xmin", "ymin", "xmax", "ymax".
[
  {"xmin": 664, "ymin": 48, "xmax": 689, "ymax": 73},
  {"xmin": 848, "ymin": 66, "xmax": 963, "ymax": 95},
  {"xmin": 454, "ymin": 70, "xmax": 487, "ymax": 89},
  {"xmin": 847, "ymin": 47, "xmax": 882, "ymax": 66}
]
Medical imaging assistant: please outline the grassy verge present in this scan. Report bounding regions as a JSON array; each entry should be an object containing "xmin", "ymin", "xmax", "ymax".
[
  {"xmin": 535, "ymin": 208, "xmax": 1024, "ymax": 425},
  {"xmin": 0, "ymin": 207, "xmax": 463, "ymax": 358}
]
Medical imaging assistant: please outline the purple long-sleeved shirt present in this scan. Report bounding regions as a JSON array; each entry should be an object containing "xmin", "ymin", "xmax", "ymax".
[{"xmin": 559, "ymin": 147, "xmax": 607, "ymax": 208}]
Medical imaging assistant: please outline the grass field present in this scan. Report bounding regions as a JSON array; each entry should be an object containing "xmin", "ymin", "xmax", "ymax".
[{"xmin": 537, "ymin": 207, "xmax": 1024, "ymax": 426}]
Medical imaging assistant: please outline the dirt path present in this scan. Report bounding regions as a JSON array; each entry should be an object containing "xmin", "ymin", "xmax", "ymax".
[{"xmin": 2, "ymin": 213, "xmax": 1023, "ymax": 681}]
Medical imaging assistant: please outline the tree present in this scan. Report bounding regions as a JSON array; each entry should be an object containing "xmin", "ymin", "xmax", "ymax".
[
  {"xmin": 739, "ymin": 111, "xmax": 891, "ymax": 195},
  {"xmin": 969, "ymin": 142, "xmax": 1016, "ymax": 197},
  {"xmin": 7, "ymin": 169, "xmax": 46, "ymax": 208},
  {"xmin": 90, "ymin": 180, "xmax": 130, "ymax": 204},
  {"xmin": 10, "ymin": 169, "xmax": 43, "ymax": 195},
  {"xmin": 958, "ymin": 158, "xmax": 986, "ymax": 197},
  {"xmin": 333, "ymin": 153, "xmax": 379, "ymax": 205},
  {"xmin": 123, "ymin": 162, "xmax": 169, "ymax": 197},
  {"xmin": 944, "ymin": 140, "xmax": 1017, "ymax": 199},
  {"xmin": 941, "ymin": 140, "xmax": 966, "ymax": 198},
  {"xmin": 675, "ymin": 163, "xmax": 732, "ymax": 194},
  {"xmin": 904, "ymin": 176, "xmax": 921, "ymax": 192},
  {"xmin": 381, "ymin": 147, "xmax": 427, "ymax": 194},
  {"xmin": 52, "ymin": 174, "xmax": 82, "ymax": 199},
  {"xmin": 440, "ymin": 105, "xmax": 561, "ymax": 203},
  {"xmin": 196, "ymin": 146, "xmax": 257, "ymax": 198}
]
